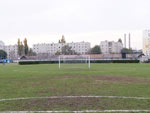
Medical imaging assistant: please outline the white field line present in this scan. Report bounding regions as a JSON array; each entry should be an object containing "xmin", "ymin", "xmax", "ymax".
[
  {"xmin": 4, "ymin": 110, "xmax": 150, "ymax": 113},
  {"xmin": 1, "ymin": 96, "xmax": 150, "ymax": 102}
]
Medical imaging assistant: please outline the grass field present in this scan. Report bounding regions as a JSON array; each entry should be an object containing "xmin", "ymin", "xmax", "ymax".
[{"xmin": 0, "ymin": 63, "xmax": 150, "ymax": 112}]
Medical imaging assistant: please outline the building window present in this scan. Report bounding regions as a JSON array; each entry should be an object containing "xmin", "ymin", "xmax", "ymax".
[{"xmin": 148, "ymin": 33, "xmax": 150, "ymax": 37}]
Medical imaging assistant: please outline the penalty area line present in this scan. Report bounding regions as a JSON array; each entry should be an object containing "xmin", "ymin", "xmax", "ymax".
[{"xmin": 1, "ymin": 96, "xmax": 150, "ymax": 102}]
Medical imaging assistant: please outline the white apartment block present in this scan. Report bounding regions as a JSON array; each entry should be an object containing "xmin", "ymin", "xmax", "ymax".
[
  {"xmin": 143, "ymin": 29, "xmax": 150, "ymax": 56},
  {"xmin": 0, "ymin": 41, "xmax": 5, "ymax": 50},
  {"xmin": 0, "ymin": 40, "xmax": 18, "ymax": 59},
  {"xmin": 100, "ymin": 41, "xmax": 123, "ymax": 54},
  {"xmin": 4, "ymin": 45, "xmax": 18, "ymax": 59},
  {"xmin": 33, "ymin": 41, "xmax": 91, "ymax": 55}
]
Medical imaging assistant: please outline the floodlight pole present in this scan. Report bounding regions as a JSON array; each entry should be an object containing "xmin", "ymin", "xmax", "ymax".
[
  {"xmin": 59, "ymin": 56, "xmax": 60, "ymax": 69},
  {"xmin": 88, "ymin": 56, "xmax": 90, "ymax": 69}
]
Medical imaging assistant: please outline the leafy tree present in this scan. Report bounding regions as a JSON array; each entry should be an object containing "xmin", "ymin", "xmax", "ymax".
[
  {"xmin": 118, "ymin": 38, "xmax": 123, "ymax": 44},
  {"xmin": 90, "ymin": 45, "xmax": 101, "ymax": 54},
  {"xmin": 18, "ymin": 38, "xmax": 33, "ymax": 56},
  {"xmin": 20, "ymin": 42, "xmax": 24, "ymax": 56},
  {"xmin": 59, "ymin": 35, "xmax": 66, "ymax": 43},
  {"xmin": 28, "ymin": 48, "xmax": 36, "ymax": 56},
  {"xmin": 0, "ymin": 50, "xmax": 7, "ymax": 59},
  {"xmin": 17, "ymin": 38, "xmax": 22, "ymax": 56},
  {"xmin": 24, "ymin": 38, "xmax": 29, "ymax": 56},
  {"xmin": 121, "ymin": 48, "xmax": 133, "ymax": 54},
  {"xmin": 61, "ymin": 45, "xmax": 76, "ymax": 55},
  {"xmin": 55, "ymin": 51, "xmax": 61, "ymax": 55}
]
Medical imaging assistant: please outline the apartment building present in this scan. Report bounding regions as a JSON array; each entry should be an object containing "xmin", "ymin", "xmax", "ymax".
[
  {"xmin": 143, "ymin": 29, "xmax": 150, "ymax": 56},
  {"xmin": 33, "ymin": 41, "xmax": 91, "ymax": 55},
  {"xmin": 4, "ymin": 45, "xmax": 18, "ymax": 59},
  {"xmin": 0, "ymin": 40, "xmax": 18, "ymax": 59},
  {"xmin": 0, "ymin": 41, "xmax": 5, "ymax": 50},
  {"xmin": 100, "ymin": 41, "xmax": 123, "ymax": 54}
]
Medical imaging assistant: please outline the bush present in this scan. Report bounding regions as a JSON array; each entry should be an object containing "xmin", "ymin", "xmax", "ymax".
[
  {"xmin": 18, "ymin": 59, "xmax": 140, "ymax": 65},
  {"xmin": 112, "ymin": 60, "xmax": 139, "ymax": 63},
  {"xmin": 90, "ymin": 60, "xmax": 139, "ymax": 63},
  {"xmin": 19, "ymin": 61, "xmax": 59, "ymax": 65}
]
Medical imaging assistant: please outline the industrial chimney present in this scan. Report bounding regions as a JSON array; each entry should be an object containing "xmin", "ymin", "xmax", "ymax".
[
  {"xmin": 129, "ymin": 33, "xmax": 131, "ymax": 49},
  {"xmin": 124, "ymin": 34, "xmax": 126, "ymax": 48}
]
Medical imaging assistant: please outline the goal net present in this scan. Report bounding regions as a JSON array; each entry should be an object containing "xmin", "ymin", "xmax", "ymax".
[{"xmin": 58, "ymin": 55, "xmax": 91, "ymax": 69}]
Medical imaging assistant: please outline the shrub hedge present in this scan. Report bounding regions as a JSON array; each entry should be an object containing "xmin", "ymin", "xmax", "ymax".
[
  {"xmin": 19, "ymin": 59, "xmax": 140, "ymax": 65},
  {"xmin": 90, "ymin": 60, "xmax": 139, "ymax": 63}
]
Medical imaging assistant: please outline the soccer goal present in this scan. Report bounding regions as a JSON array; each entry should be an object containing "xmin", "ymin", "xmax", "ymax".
[{"xmin": 58, "ymin": 55, "xmax": 91, "ymax": 69}]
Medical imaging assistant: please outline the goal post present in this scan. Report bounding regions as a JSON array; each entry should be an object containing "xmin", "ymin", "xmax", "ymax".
[
  {"xmin": 58, "ymin": 55, "xmax": 90, "ymax": 69},
  {"xmin": 59, "ymin": 56, "xmax": 61, "ymax": 69},
  {"xmin": 88, "ymin": 56, "xmax": 91, "ymax": 69}
]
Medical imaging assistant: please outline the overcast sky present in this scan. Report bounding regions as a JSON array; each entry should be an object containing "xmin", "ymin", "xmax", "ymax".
[{"xmin": 0, "ymin": 0, "xmax": 150, "ymax": 49}]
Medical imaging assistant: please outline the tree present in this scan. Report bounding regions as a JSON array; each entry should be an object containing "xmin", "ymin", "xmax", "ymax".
[
  {"xmin": 90, "ymin": 45, "xmax": 101, "ymax": 54},
  {"xmin": 121, "ymin": 48, "xmax": 133, "ymax": 54},
  {"xmin": 61, "ymin": 45, "xmax": 76, "ymax": 55},
  {"xmin": 59, "ymin": 35, "xmax": 66, "ymax": 43},
  {"xmin": 28, "ymin": 48, "xmax": 36, "ymax": 56},
  {"xmin": 0, "ymin": 50, "xmax": 7, "ymax": 59},
  {"xmin": 17, "ymin": 38, "xmax": 22, "ymax": 56},
  {"xmin": 118, "ymin": 38, "xmax": 123, "ymax": 44},
  {"xmin": 20, "ymin": 42, "xmax": 24, "ymax": 56},
  {"xmin": 55, "ymin": 51, "xmax": 61, "ymax": 55},
  {"xmin": 17, "ymin": 38, "xmax": 32, "ymax": 56},
  {"xmin": 24, "ymin": 38, "xmax": 29, "ymax": 56}
]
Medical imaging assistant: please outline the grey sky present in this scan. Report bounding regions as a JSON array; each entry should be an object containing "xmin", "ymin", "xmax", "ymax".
[{"xmin": 0, "ymin": 0, "xmax": 150, "ymax": 49}]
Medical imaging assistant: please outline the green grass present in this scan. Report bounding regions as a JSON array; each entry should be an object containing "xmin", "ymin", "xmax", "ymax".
[{"xmin": 0, "ymin": 63, "xmax": 150, "ymax": 111}]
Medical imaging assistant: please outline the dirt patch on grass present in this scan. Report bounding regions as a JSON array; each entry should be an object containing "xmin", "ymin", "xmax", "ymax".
[
  {"xmin": 53, "ymin": 74, "xmax": 150, "ymax": 84},
  {"xmin": 55, "ymin": 75, "xmax": 87, "ymax": 80},
  {"xmin": 55, "ymin": 74, "xmax": 150, "ymax": 84},
  {"xmin": 94, "ymin": 75, "xmax": 149, "ymax": 83},
  {"xmin": 1, "ymin": 98, "xmax": 150, "ymax": 111},
  {"xmin": 10, "ymin": 98, "xmax": 100, "ymax": 111},
  {"xmin": 55, "ymin": 75, "xmax": 75, "ymax": 79},
  {"xmin": 32, "ymin": 98, "xmax": 100, "ymax": 110}
]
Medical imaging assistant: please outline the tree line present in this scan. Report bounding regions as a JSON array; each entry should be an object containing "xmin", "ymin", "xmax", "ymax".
[{"xmin": 17, "ymin": 38, "xmax": 36, "ymax": 56}]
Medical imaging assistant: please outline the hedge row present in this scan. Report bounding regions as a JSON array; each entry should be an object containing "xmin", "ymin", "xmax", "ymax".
[
  {"xmin": 18, "ymin": 60, "xmax": 139, "ymax": 65},
  {"xmin": 91, "ymin": 60, "xmax": 139, "ymax": 63},
  {"xmin": 19, "ymin": 61, "xmax": 58, "ymax": 65}
]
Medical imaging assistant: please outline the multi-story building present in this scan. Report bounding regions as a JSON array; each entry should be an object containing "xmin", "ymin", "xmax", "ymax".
[
  {"xmin": 0, "ymin": 41, "xmax": 5, "ymax": 50},
  {"xmin": 33, "ymin": 41, "xmax": 91, "ymax": 55},
  {"xmin": 100, "ymin": 41, "xmax": 123, "ymax": 54},
  {"xmin": 143, "ymin": 29, "xmax": 150, "ymax": 56},
  {"xmin": 0, "ymin": 40, "xmax": 18, "ymax": 59},
  {"xmin": 4, "ymin": 45, "xmax": 18, "ymax": 59}
]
